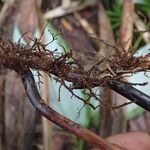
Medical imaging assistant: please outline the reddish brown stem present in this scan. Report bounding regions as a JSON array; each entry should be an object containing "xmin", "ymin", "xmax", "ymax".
[{"xmin": 21, "ymin": 70, "xmax": 114, "ymax": 149}]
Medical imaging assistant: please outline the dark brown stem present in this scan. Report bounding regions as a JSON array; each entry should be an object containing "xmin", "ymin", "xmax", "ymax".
[
  {"xmin": 108, "ymin": 80, "xmax": 150, "ymax": 111},
  {"xmin": 21, "ymin": 70, "xmax": 114, "ymax": 149}
]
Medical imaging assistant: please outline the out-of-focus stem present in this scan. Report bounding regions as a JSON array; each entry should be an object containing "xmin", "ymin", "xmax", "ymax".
[
  {"xmin": 119, "ymin": 0, "xmax": 134, "ymax": 52},
  {"xmin": 0, "ymin": 0, "xmax": 17, "ymax": 27},
  {"xmin": 41, "ymin": 72, "xmax": 53, "ymax": 150},
  {"xmin": 0, "ymin": 76, "xmax": 5, "ymax": 150},
  {"xmin": 98, "ymin": 2, "xmax": 115, "ymax": 137},
  {"xmin": 118, "ymin": 0, "xmax": 135, "ymax": 133}
]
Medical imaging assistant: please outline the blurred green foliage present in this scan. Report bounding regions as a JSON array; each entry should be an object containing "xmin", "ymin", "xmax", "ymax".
[
  {"xmin": 106, "ymin": 0, "xmax": 121, "ymax": 30},
  {"xmin": 137, "ymin": 0, "xmax": 150, "ymax": 13}
]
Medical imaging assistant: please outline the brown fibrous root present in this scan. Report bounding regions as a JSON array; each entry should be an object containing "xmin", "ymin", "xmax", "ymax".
[{"xmin": 0, "ymin": 36, "xmax": 150, "ymax": 109}]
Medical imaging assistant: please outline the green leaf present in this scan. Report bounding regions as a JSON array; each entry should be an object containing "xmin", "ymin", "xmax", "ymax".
[
  {"xmin": 106, "ymin": 0, "xmax": 121, "ymax": 30},
  {"xmin": 133, "ymin": 34, "xmax": 143, "ymax": 49},
  {"xmin": 137, "ymin": 0, "xmax": 150, "ymax": 13}
]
